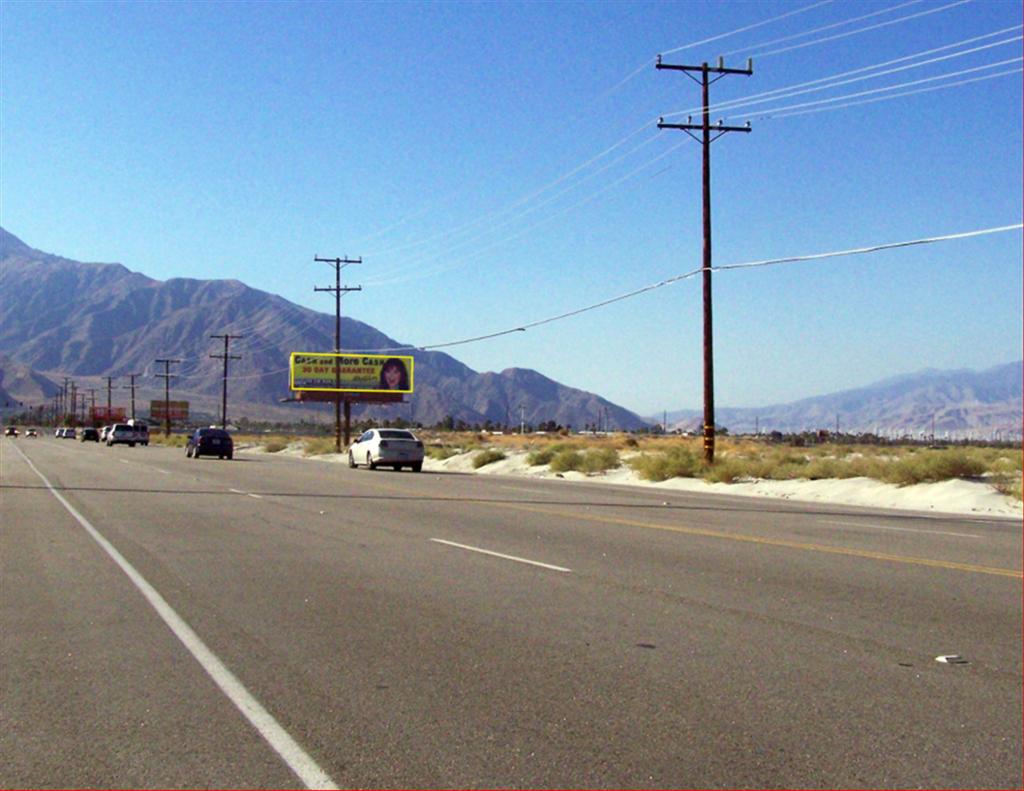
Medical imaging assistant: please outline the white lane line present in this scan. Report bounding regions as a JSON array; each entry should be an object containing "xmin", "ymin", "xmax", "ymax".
[
  {"xmin": 119, "ymin": 459, "xmax": 170, "ymax": 475},
  {"xmin": 13, "ymin": 444, "xmax": 337, "ymax": 790},
  {"xmin": 820, "ymin": 520, "xmax": 980, "ymax": 538},
  {"xmin": 430, "ymin": 538, "xmax": 572, "ymax": 573},
  {"xmin": 230, "ymin": 488, "xmax": 263, "ymax": 499}
]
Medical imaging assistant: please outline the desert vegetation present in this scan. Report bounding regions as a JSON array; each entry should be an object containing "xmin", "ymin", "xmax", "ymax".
[{"xmin": 148, "ymin": 429, "xmax": 1021, "ymax": 500}]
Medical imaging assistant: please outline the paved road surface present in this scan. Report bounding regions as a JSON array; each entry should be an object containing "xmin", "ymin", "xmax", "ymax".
[{"xmin": 2, "ymin": 436, "xmax": 1021, "ymax": 788}]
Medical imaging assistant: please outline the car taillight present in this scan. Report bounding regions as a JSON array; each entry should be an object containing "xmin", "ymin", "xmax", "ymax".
[
  {"xmin": 379, "ymin": 440, "xmax": 390, "ymax": 448},
  {"xmin": 415, "ymin": 441, "xmax": 423, "ymax": 448}
]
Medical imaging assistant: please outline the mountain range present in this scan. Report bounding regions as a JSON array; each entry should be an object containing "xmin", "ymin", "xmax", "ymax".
[
  {"xmin": 0, "ymin": 227, "xmax": 646, "ymax": 429},
  {"xmin": 1, "ymin": 227, "xmax": 1019, "ymax": 436},
  {"xmin": 657, "ymin": 361, "xmax": 1021, "ymax": 437}
]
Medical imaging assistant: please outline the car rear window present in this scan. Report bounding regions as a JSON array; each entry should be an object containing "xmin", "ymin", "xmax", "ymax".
[
  {"xmin": 199, "ymin": 429, "xmax": 230, "ymax": 439},
  {"xmin": 379, "ymin": 430, "xmax": 415, "ymax": 440}
]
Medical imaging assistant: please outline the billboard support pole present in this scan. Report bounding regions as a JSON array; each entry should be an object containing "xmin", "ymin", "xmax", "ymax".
[{"xmin": 314, "ymin": 255, "xmax": 362, "ymax": 453}]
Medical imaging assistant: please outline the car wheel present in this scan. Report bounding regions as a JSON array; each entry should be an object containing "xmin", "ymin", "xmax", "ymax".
[
  {"xmin": 367, "ymin": 452, "xmax": 376, "ymax": 470},
  {"xmin": 227, "ymin": 452, "xmax": 233, "ymax": 460},
  {"xmin": 193, "ymin": 448, "xmax": 201, "ymax": 460},
  {"xmin": 186, "ymin": 446, "xmax": 192, "ymax": 457},
  {"xmin": 412, "ymin": 462, "xmax": 422, "ymax": 472},
  {"xmin": 348, "ymin": 451, "xmax": 356, "ymax": 468}
]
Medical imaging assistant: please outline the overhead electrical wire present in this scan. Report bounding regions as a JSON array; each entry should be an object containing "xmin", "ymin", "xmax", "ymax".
[
  {"xmin": 360, "ymin": 0, "xmax": 842, "ymax": 270},
  {"xmin": 367, "ymin": 20, "xmax": 1009, "ymax": 288},
  {"xmin": 741, "ymin": 0, "xmax": 973, "ymax": 60},
  {"xmin": 363, "ymin": 225, "xmax": 1023, "ymax": 354},
  {"xmin": 762, "ymin": 65, "xmax": 1021, "ymax": 120},
  {"xmin": 729, "ymin": 56, "xmax": 1022, "ymax": 121},
  {"xmin": 208, "ymin": 225, "xmax": 1023, "ymax": 381},
  {"xmin": 596, "ymin": 0, "xmax": 835, "ymax": 103},
  {"xmin": 661, "ymin": 26, "xmax": 1023, "ymax": 120},
  {"xmin": 719, "ymin": 0, "xmax": 924, "ymax": 58}
]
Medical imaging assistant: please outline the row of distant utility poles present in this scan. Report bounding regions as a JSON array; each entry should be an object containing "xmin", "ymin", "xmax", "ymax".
[{"xmin": 47, "ymin": 334, "xmax": 243, "ymax": 436}]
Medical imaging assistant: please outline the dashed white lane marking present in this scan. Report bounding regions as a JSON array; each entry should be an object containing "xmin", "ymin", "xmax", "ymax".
[
  {"xmin": 14, "ymin": 444, "xmax": 337, "ymax": 790},
  {"xmin": 430, "ymin": 538, "xmax": 571, "ymax": 573},
  {"xmin": 119, "ymin": 458, "xmax": 170, "ymax": 475},
  {"xmin": 230, "ymin": 488, "xmax": 263, "ymax": 499},
  {"xmin": 820, "ymin": 520, "xmax": 980, "ymax": 538}
]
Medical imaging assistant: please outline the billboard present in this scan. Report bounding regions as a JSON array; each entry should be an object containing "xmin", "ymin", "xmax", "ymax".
[
  {"xmin": 91, "ymin": 406, "xmax": 126, "ymax": 423},
  {"xmin": 290, "ymin": 352, "xmax": 414, "ymax": 394},
  {"xmin": 150, "ymin": 400, "xmax": 190, "ymax": 421}
]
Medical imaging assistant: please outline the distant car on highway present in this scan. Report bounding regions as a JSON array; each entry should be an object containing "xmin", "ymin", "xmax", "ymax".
[
  {"xmin": 106, "ymin": 423, "xmax": 139, "ymax": 447},
  {"xmin": 79, "ymin": 427, "xmax": 100, "ymax": 442},
  {"xmin": 348, "ymin": 428, "xmax": 424, "ymax": 472},
  {"xmin": 186, "ymin": 427, "xmax": 234, "ymax": 460},
  {"xmin": 61, "ymin": 427, "xmax": 77, "ymax": 439},
  {"xmin": 25, "ymin": 428, "xmax": 38, "ymax": 437},
  {"xmin": 100, "ymin": 425, "xmax": 112, "ymax": 443},
  {"xmin": 4, "ymin": 426, "xmax": 18, "ymax": 437}
]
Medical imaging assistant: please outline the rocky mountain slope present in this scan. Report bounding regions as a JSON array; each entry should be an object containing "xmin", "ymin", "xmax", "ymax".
[
  {"xmin": 659, "ymin": 361, "xmax": 1022, "ymax": 437},
  {"xmin": 0, "ymin": 228, "xmax": 647, "ymax": 429}
]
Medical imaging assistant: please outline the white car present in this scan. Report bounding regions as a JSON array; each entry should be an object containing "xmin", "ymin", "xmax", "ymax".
[
  {"xmin": 348, "ymin": 428, "xmax": 424, "ymax": 472},
  {"xmin": 107, "ymin": 423, "xmax": 139, "ymax": 447}
]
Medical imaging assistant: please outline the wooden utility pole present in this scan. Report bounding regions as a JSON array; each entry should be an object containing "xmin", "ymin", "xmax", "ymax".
[
  {"xmin": 155, "ymin": 359, "xmax": 181, "ymax": 437},
  {"xmin": 210, "ymin": 335, "xmax": 243, "ymax": 429},
  {"xmin": 657, "ymin": 55, "xmax": 752, "ymax": 464},
  {"xmin": 123, "ymin": 373, "xmax": 142, "ymax": 421},
  {"xmin": 314, "ymin": 255, "xmax": 362, "ymax": 452}
]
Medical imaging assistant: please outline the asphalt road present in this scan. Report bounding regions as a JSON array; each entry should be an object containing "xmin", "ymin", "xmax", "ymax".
[{"xmin": 2, "ymin": 435, "xmax": 1021, "ymax": 789}]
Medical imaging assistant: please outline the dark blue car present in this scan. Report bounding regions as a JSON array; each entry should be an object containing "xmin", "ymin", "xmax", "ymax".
[{"xmin": 186, "ymin": 427, "xmax": 234, "ymax": 460}]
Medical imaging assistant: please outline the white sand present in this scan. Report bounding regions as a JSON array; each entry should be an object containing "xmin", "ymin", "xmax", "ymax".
[
  {"xmin": 420, "ymin": 449, "xmax": 1023, "ymax": 518},
  {"xmin": 239, "ymin": 443, "xmax": 1022, "ymax": 518}
]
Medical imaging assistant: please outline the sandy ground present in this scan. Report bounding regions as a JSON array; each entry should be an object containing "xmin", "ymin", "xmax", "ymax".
[{"xmin": 246, "ymin": 444, "xmax": 1022, "ymax": 519}]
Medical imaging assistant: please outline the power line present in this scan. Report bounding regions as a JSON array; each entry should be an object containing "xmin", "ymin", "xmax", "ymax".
[
  {"xmin": 741, "ymin": 0, "xmax": 972, "ymax": 60},
  {"xmin": 736, "ymin": 56, "xmax": 1022, "ymax": 121},
  {"xmin": 761, "ymin": 66, "xmax": 1021, "ymax": 120},
  {"xmin": 376, "ymin": 224, "xmax": 1022, "ymax": 353},
  {"xmin": 719, "ymin": 0, "xmax": 924, "ymax": 59},
  {"xmin": 664, "ymin": 27, "xmax": 1024, "ymax": 120}
]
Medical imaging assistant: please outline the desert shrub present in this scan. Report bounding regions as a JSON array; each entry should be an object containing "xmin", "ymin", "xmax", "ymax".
[
  {"xmin": 528, "ymin": 442, "xmax": 584, "ymax": 466},
  {"xmin": 703, "ymin": 458, "xmax": 750, "ymax": 483},
  {"xmin": 303, "ymin": 437, "xmax": 339, "ymax": 456},
  {"xmin": 581, "ymin": 447, "xmax": 621, "ymax": 473},
  {"xmin": 549, "ymin": 449, "xmax": 584, "ymax": 473},
  {"xmin": 528, "ymin": 445, "xmax": 558, "ymax": 466},
  {"xmin": 473, "ymin": 448, "xmax": 506, "ymax": 468},
  {"xmin": 262, "ymin": 439, "xmax": 288, "ymax": 453},
  {"xmin": 549, "ymin": 447, "xmax": 621, "ymax": 474},
  {"xmin": 629, "ymin": 446, "xmax": 702, "ymax": 482},
  {"xmin": 880, "ymin": 449, "xmax": 986, "ymax": 486},
  {"xmin": 152, "ymin": 434, "xmax": 189, "ymax": 448},
  {"xmin": 993, "ymin": 474, "xmax": 1023, "ymax": 501},
  {"xmin": 426, "ymin": 445, "xmax": 459, "ymax": 461}
]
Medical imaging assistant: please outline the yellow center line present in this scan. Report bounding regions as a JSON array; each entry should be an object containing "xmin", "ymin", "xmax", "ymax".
[
  {"xmin": 349, "ymin": 476, "xmax": 1023, "ymax": 580},
  {"xmin": 500, "ymin": 502, "xmax": 1023, "ymax": 579}
]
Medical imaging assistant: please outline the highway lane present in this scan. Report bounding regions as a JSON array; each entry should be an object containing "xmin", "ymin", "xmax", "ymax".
[{"xmin": 2, "ymin": 436, "xmax": 1021, "ymax": 788}]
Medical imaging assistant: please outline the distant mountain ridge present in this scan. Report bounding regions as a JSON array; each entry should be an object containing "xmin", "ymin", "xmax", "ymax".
[
  {"xmin": 657, "ymin": 361, "xmax": 1022, "ymax": 437},
  {"xmin": 0, "ymin": 227, "xmax": 648, "ymax": 429}
]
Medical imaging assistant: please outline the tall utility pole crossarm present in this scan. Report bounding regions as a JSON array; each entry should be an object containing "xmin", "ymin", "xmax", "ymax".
[
  {"xmin": 657, "ymin": 54, "xmax": 753, "ymax": 464},
  {"xmin": 210, "ymin": 335, "xmax": 243, "ymax": 429},
  {"xmin": 155, "ymin": 358, "xmax": 181, "ymax": 437},
  {"xmin": 314, "ymin": 255, "xmax": 362, "ymax": 452}
]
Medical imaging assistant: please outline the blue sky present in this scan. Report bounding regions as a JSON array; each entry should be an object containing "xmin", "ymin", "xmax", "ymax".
[{"xmin": 2, "ymin": 0, "xmax": 1021, "ymax": 417}]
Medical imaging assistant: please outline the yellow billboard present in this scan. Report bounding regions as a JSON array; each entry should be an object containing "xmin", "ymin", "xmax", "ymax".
[{"xmin": 290, "ymin": 352, "xmax": 414, "ymax": 394}]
